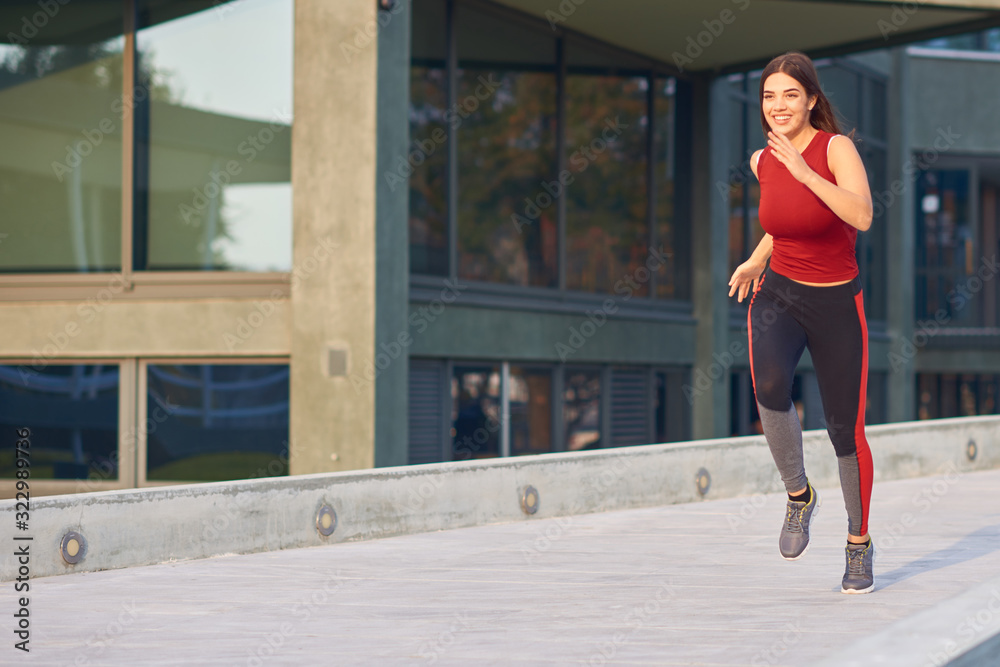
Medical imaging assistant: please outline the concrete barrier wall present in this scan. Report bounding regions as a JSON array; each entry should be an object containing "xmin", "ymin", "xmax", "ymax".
[{"xmin": 2, "ymin": 415, "xmax": 998, "ymax": 581}]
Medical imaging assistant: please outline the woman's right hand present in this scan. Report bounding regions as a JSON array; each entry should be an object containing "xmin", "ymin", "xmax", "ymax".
[{"xmin": 728, "ymin": 259, "xmax": 766, "ymax": 303}]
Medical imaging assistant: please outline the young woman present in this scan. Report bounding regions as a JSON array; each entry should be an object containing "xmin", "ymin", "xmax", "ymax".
[{"xmin": 728, "ymin": 52, "xmax": 876, "ymax": 594}]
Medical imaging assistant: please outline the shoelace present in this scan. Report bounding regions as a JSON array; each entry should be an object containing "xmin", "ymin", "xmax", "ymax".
[
  {"xmin": 846, "ymin": 545, "xmax": 868, "ymax": 575},
  {"xmin": 784, "ymin": 501, "xmax": 804, "ymax": 534}
]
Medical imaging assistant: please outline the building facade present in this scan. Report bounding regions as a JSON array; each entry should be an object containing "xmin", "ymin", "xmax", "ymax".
[{"xmin": 2, "ymin": 0, "xmax": 999, "ymax": 497}]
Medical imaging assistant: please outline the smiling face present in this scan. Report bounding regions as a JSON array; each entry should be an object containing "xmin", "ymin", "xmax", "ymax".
[{"xmin": 761, "ymin": 71, "xmax": 817, "ymax": 137}]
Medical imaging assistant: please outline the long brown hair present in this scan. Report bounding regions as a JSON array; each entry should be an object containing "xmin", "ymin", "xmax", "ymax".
[{"xmin": 758, "ymin": 52, "xmax": 854, "ymax": 140}]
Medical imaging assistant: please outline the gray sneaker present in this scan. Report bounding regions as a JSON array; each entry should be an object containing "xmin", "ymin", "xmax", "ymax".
[
  {"xmin": 779, "ymin": 483, "xmax": 818, "ymax": 560},
  {"xmin": 842, "ymin": 539, "xmax": 875, "ymax": 594}
]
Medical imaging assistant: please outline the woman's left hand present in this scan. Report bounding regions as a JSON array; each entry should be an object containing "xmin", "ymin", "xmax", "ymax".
[{"xmin": 767, "ymin": 131, "xmax": 815, "ymax": 184}]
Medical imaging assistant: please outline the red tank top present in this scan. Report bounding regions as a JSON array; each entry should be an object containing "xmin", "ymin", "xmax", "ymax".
[{"xmin": 758, "ymin": 129, "xmax": 858, "ymax": 282}]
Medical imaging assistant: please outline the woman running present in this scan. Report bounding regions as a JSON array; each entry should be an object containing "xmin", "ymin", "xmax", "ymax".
[{"xmin": 728, "ymin": 51, "xmax": 876, "ymax": 594}]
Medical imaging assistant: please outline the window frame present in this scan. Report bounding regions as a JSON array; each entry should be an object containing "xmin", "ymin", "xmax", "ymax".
[
  {"xmin": 0, "ymin": 358, "xmax": 137, "ymax": 498},
  {"xmin": 409, "ymin": 0, "xmax": 694, "ymax": 314},
  {"xmin": 0, "ymin": 0, "xmax": 293, "ymax": 301},
  {"xmin": 136, "ymin": 356, "xmax": 291, "ymax": 487}
]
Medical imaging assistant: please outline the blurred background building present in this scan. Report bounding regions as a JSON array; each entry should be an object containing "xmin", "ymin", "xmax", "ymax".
[{"xmin": 1, "ymin": 0, "xmax": 999, "ymax": 496}]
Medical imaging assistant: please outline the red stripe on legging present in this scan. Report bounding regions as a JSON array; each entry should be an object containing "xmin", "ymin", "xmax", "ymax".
[
  {"xmin": 747, "ymin": 274, "xmax": 767, "ymax": 396},
  {"xmin": 853, "ymin": 289, "xmax": 874, "ymax": 536}
]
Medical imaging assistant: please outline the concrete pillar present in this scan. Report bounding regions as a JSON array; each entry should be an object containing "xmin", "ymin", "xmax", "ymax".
[
  {"xmin": 886, "ymin": 47, "xmax": 916, "ymax": 423},
  {"xmin": 290, "ymin": 0, "xmax": 378, "ymax": 474},
  {"xmin": 690, "ymin": 75, "xmax": 731, "ymax": 439},
  {"xmin": 375, "ymin": 1, "xmax": 411, "ymax": 467}
]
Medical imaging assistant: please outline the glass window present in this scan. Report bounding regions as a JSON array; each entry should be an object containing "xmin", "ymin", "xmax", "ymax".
[
  {"xmin": 0, "ymin": 365, "xmax": 119, "ymax": 480},
  {"xmin": 565, "ymin": 42, "xmax": 648, "ymax": 294},
  {"xmin": 916, "ymin": 169, "xmax": 975, "ymax": 325},
  {"xmin": 455, "ymin": 5, "xmax": 557, "ymax": 287},
  {"xmin": 917, "ymin": 373, "xmax": 1000, "ymax": 419},
  {"xmin": 135, "ymin": 0, "xmax": 293, "ymax": 272},
  {"xmin": 655, "ymin": 77, "xmax": 678, "ymax": 299},
  {"xmin": 818, "ymin": 65, "xmax": 858, "ymax": 131},
  {"xmin": 409, "ymin": 0, "xmax": 448, "ymax": 276},
  {"xmin": 509, "ymin": 366, "xmax": 552, "ymax": 456},
  {"xmin": 0, "ymin": 10, "xmax": 124, "ymax": 272},
  {"xmin": 564, "ymin": 369, "xmax": 601, "ymax": 450},
  {"xmin": 145, "ymin": 364, "xmax": 289, "ymax": 481},
  {"xmin": 451, "ymin": 365, "xmax": 500, "ymax": 459}
]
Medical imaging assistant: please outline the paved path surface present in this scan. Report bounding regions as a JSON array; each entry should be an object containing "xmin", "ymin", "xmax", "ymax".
[{"xmin": 9, "ymin": 468, "xmax": 1000, "ymax": 666}]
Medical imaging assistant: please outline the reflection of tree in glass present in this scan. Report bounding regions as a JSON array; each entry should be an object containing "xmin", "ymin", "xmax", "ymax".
[
  {"xmin": 457, "ymin": 69, "xmax": 557, "ymax": 287},
  {"xmin": 409, "ymin": 65, "xmax": 448, "ymax": 275},
  {"xmin": 565, "ymin": 75, "xmax": 648, "ymax": 294}
]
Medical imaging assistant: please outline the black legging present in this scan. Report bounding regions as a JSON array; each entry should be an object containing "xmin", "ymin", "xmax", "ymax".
[{"xmin": 748, "ymin": 266, "xmax": 874, "ymax": 537}]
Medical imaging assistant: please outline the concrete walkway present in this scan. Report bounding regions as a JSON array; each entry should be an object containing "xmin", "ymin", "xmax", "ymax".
[{"xmin": 12, "ymin": 468, "xmax": 1000, "ymax": 666}]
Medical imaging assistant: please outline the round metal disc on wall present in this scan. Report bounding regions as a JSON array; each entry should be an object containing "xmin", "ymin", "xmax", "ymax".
[
  {"xmin": 967, "ymin": 439, "xmax": 978, "ymax": 462},
  {"xmin": 520, "ymin": 485, "xmax": 539, "ymax": 515},
  {"xmin": 60, "ymin": 531, "xmax": 86, "ymax": 564},
  {"xmin": 316, "ymin": 504, "xmax": 337, "ymax": 537},
  {"xmin": 695, "ymin": 468, "xmax": 711, "ymax": 496}
]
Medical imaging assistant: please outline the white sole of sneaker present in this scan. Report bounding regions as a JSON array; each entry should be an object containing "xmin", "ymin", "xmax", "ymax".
[
  {"xmin": 841, "ymin": 583, "xmax": 875, "ymax": 594},
  {"xmin": 780, "ymin": 492, "xmax": 820, "ymax": 562}
]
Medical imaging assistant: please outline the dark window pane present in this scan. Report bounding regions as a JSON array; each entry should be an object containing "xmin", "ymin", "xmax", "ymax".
[
  {"xmin": 452, "ymin": 365, "xmax": 500, "ymax": 460},
  {"xmin": 0, "ymin": 11, "xmax": 123, "ymax": 272},
  {"xmin": 136, "ymin": 0, "xmax": 293, "ymax": 272},
  {"xmin": 146, "ymin": 364, "xmax": 289, "ymax": 481},
  {"xmin": 565, "ymin": 369, "xmax": 601, "ymax": 450},
  {"xmin": 861, "ymin": 146, "xmax": 887, "ymax": 320},
  {"xmin": 0, "ymin": 365, "xmax": 118, "ymax": 480},
  {"xmin": 456, "ymin": 6, "xmax": 557, "ymax": 287},
  {"xmin": 509, "ymin": 366, "xmax": 552, "ymax": 456},
  {"xmin": 412, "ymin": 0, "xmax": 446, "ymax": 63},
  {"xmin": 410, "ymin": 0, "xmax": 448, "ymax": 276},
  {"xmin": 409, "ymin": 64, "xmax": 449, "ymax": 276},
  {"xmin": 565, "ymin": 66, "xmax": 648, "ymax": 293},
  {"xmin": 655, "ymin": 78, "xmax": 677, "ymax": 299},
  {"xmin": 819, "ymin": 65, "xmax": 858, "ymax": 132},
  {"xmin": 916, "ymin": 170, "xmax": 975, "ymax": 325},
  {"xmin": 866, "ymin": 79, "xmax": 887, "ymax": 141},
  {"xmin": 727, "ymin": 91, "xmax": 746, "ymax": 278}
]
